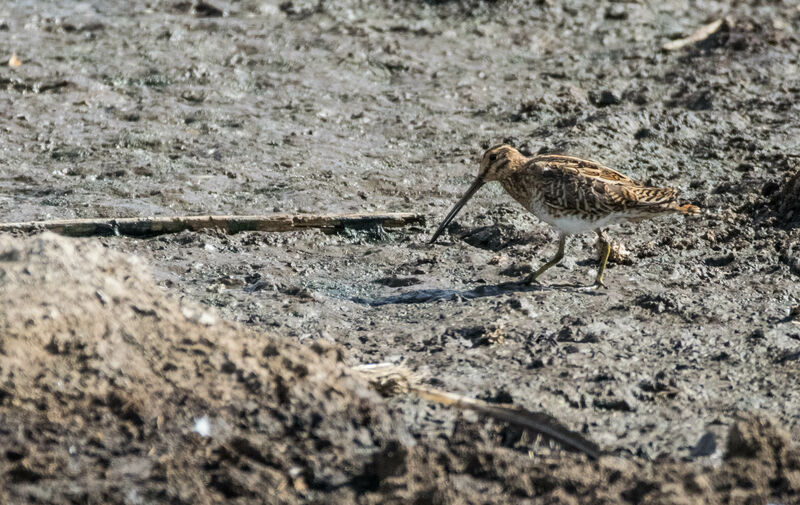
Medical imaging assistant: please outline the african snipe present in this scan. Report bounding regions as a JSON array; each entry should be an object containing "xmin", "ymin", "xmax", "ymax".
[{"xmin": 429, "ymin": 144, "xmax": 700, "ymax": 288}]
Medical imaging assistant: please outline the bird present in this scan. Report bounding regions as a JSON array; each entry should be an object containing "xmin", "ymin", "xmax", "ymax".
[{"xmin": 429, "ymin": 144, "xmax": 700, "ymax": 288}]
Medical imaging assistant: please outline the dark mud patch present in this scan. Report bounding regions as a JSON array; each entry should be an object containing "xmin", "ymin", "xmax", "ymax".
[
  {"xmin": 354, "ymin": 281, "xmax": 535, "ymax": 306},
  {"xmin": 355, "ymin": 279, "xmax": 605, "ymax": 306},
  {"xmin": 373, "ymin": 275, "xmax": 422, "ymax": 287},
  {"xmin": 457, "ymin": 223, "xmax": 538, "ymax": 252}
]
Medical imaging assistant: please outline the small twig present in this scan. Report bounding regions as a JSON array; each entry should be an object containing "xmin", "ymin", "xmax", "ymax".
[
  {"xmin": 354, "ymin": 363, "xmax": 602, "ymax": 460},
  {"xmin": 0, "ymin": 212, "xmax": 425, "ymax": 238},
  {"xmin": 662, "ymin": 18, "xmax": 725, "ymax": 51}
]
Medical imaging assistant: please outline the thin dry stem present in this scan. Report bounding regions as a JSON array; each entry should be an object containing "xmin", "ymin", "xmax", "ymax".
[
  {"xmin": 0, "ymin": 213, "xmax": 425, "ymax": 237},
  {"xmin": 354, "ymin": 362, "xmax": 602, "ymax": 460}
]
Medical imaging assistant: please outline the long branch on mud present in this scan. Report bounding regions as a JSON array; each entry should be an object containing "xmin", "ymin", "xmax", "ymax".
[
  {"xmin": 355, "ymin": 363, "xmax": 602, "ymax": 460},
  {"xmin": 0, "ymin": 212, "xmax": 426, "ymax": 237}
]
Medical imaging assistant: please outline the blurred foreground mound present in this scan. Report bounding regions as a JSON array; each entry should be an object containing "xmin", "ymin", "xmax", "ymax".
[
  {"xmin": 0, "ymin": 233, "xmax": 401, "ymax": 504},
  {"xmin": 0, "ymin": 233, "xmax": 798, "ymax": 505}
]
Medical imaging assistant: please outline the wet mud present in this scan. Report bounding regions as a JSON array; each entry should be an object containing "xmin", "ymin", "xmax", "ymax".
[{"xmin": 1, "ymin": 0, "xmax": 800, "ymax": 503}]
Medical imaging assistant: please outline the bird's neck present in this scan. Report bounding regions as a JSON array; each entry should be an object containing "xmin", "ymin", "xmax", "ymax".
[
  {"xmin": 493, "ymin": 152, "xmax": 527, "ymax": 178},
  {"xmin": 498, "ymin": 155, "xmax": 533, "ymax": 209}
]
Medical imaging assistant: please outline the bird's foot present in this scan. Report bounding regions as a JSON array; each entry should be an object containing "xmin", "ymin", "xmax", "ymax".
[
  {"xmin": 580, "ymin": 279, "xmax": 607, "ymax": 291},
  {"xmin": 524, "ymin": 274, "xmax": 541, "ymax": 285}
]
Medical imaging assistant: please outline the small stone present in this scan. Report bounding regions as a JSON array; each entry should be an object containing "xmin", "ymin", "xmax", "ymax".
[
  {"xmin": 590, "ymin": 90, "xmax": 622, "ymax": 107},
  {"xmin": 605, "ymin": 5, "xmax": 628, "ymax": 20},
  {"xmin": 194, "ymin": 1, "xmax": 224, "ymax": 17},
  {"xmin": 689, "ymin": 432, "xmax": 717, "ymax": 457}
]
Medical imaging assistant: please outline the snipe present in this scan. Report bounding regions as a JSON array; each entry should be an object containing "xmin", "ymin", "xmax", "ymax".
[{"xmin": 429, "ymin": 144, "xmax": 699, "ymax": 288}]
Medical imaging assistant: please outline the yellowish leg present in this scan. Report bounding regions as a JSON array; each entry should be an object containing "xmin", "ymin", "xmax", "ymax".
[
  {"xmin": 593, "ymin": 229, "xmax": 611, "ymax": 288},
  {"xmin": 526, "ymin": 233, "xmax": 566, "ymax": 284}
]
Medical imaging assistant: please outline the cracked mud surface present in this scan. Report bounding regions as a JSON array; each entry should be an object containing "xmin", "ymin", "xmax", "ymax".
[{"xmin": 1, "ymin": 0, "xmax": 800, "ymax": 503}]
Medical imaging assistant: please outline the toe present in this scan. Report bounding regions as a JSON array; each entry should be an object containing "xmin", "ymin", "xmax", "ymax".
[{"xmin": 579, "ymin": 280, "xmax": 607, "ymax": 291}]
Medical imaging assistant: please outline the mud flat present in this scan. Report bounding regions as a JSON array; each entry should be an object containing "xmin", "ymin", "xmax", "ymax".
[{"xmin": 1, "ymin": 0, "xmax": 799, "ymax": 503}]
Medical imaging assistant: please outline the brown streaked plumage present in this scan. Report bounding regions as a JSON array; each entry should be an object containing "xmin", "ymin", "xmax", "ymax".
[{"xmin": 429, "ymin": 144, "xmax": 699, "ymax": 288}]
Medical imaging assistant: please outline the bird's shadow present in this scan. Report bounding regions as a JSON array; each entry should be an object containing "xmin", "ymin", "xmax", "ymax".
[{"xmin": 355, "ymin": 279, "xmax": 604, "ymax": 306}]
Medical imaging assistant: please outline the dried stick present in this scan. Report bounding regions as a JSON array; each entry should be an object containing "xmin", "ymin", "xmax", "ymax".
[
  {"xmin": 0, "ymin": 212, "xmax": 425, "ymax": 237},
  {"xmin": 354, "ymin": 363, "xmax": 602, "ymax": 460},
  {"xmin": 662, "ymin": 19, "xmax": 725, "ymax": 51}
]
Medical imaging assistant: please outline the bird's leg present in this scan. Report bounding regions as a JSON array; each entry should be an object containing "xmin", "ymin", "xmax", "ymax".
[
  {"xmin": 526, "ymin": 233, "xmax": 566, "ymax": 284},
  {"xmin": 592, "ymin": 229, "xmax": 611, "ymax": 289}
]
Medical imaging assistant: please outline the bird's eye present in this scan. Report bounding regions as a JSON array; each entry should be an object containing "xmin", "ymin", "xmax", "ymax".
[{"xmin": 489, "ymin": 154, "xmax": 497, "ymax": 162}]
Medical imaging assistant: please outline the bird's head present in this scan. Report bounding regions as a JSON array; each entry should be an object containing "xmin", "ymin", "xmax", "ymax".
[
  {"xmin": 478, "ymin": 144, "xmax": 525, "ymax": 182},
  {"xmin": 428, "ymin": 144, "xmax": 527, "ymax": 244}
]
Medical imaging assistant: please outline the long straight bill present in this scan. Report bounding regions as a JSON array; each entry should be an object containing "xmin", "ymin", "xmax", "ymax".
[{"xmin": 428, "ymin": 177, "xmax": 485, "ymax": 244}]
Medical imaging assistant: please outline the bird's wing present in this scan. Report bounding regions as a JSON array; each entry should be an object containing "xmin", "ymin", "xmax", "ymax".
[
  {"xmin": 531, "ymin": 154, "xmax": 636, "ymax": 184},
  {"xmin": 528, "ymin": 157, "xmax": 678, "ymax": 214}
]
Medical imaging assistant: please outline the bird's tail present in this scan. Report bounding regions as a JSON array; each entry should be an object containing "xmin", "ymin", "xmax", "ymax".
[
  {"xmin": 676, "ymin": 203, "xmax": 700, "ymax": 215},
  {"xmin": 624, "ymin": 186, "xmax": 700, "ymax": 216}
]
